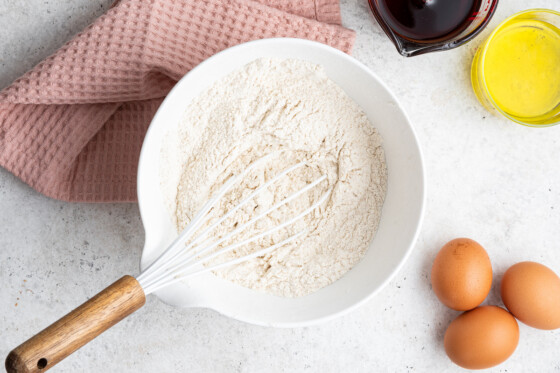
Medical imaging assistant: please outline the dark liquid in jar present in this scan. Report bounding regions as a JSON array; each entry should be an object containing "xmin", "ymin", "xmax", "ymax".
[{"xmin": 376, "ymin": 0, "xmax": 480, "ymax": 41}]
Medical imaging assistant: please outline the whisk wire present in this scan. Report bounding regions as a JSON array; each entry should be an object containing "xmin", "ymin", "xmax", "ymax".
[
  {"xmin": 141, "ymin": 173, "xmax": 327, "ymax": 290},
  {"xmin": 142, "ymin": 230, "xmax": 306, "ymax": 294},
  {"xmin": 138, "ymin": 159, "xmax": 305, "ymax": 287},
  {"xmin": 137, "ymin": 154, "xmax": 277, "ymax": 284},
  {"xmin": 141, "ymin": 187, "xmax": 330, "ymax": 294},
  {"xmin": 137, "ymin": 154, "xmax": 330, "ymax": 295}
]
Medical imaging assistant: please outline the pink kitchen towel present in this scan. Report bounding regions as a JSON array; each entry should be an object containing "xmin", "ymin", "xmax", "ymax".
[{"xmin": 0, "ymin": 0, "xmax": 355, "ymax": 202}]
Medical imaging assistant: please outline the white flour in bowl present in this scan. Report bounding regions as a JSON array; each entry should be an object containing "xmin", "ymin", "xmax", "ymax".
[{"xmin": 160, "ymin": 58, "xmax": 387, "ymax": 297}]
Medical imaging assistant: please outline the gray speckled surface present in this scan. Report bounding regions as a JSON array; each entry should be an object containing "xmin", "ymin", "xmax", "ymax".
[{"xmin": 1, "ymin": 0, "xmax": 560, "ymax": 372}]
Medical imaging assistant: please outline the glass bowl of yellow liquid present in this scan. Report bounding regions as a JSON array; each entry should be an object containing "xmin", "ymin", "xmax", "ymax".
[{"xmin": 472, "ymin": 9, "xmax": 560, "ymax": 127}]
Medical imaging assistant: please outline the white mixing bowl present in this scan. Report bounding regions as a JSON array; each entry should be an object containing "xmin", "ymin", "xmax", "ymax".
[{"xmin": 137, "ymin": 38, "xmax": 425, "ymax": 327}]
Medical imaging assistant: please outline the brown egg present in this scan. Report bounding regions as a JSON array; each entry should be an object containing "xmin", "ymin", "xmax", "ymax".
[
  {"xmin": 444, "ymin": 306, "xmax": 519, "ymax": 369},
  {"xmin": 501, "ymin": 261, "xmax": 560, "ymax": 330},
  {"xmin": 431, "ymin": 238, "xmax": 492, "ymax": 310}
]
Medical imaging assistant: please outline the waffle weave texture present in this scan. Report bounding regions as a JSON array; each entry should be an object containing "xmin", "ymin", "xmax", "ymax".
[{"xmin": 0, "ymin": 0, "xmax": 355, "ymax": 202}]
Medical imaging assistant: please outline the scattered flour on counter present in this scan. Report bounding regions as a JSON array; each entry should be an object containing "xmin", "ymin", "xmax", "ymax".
[{"xmin": 160, "ymin": 58, "xmax": 387, "ymax": 297}]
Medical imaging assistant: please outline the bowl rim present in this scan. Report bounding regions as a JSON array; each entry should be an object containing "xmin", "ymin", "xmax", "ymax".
[{"xmin": 137, "ymin": 38, "xmax": 426, "ymax": 327}]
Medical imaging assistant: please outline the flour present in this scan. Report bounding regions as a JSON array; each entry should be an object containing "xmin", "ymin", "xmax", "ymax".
[{"xmin": 160, "ymin": 58, "xmax": 387, "ymax": 297}]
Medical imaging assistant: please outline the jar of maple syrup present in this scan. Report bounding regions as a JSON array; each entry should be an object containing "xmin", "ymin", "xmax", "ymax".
[{"xmin": 369, "ymin": 0, "xmax": 499, "ymax": 57}]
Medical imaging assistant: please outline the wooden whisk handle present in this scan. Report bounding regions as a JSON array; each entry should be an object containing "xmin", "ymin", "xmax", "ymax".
[{"xmin": 5, "ymin": 275, "xmax": 146, "ymax": 373}]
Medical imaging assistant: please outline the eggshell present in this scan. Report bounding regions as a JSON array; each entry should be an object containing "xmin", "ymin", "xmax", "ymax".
[
  {"xmin": 431, "ymin": 238, "xmax": 492, "ymax": 310},
  {"xmin": 501, "ymin": 261, "xmax": 560, "ymax": 330},
  {"xmin": 444, "ymin": 306, "xmax": 519, "ymax": 369}
]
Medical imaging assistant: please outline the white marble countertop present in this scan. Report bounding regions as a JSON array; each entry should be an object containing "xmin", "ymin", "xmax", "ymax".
[{"xmin": 1, "ymin": 0, "xmax": 559, "ymax": 372}]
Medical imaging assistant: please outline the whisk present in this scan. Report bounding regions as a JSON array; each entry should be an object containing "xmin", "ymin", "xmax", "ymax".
[{"xmin": 6, "ymin": 154, "xmax": 330, "ymax": 373}]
